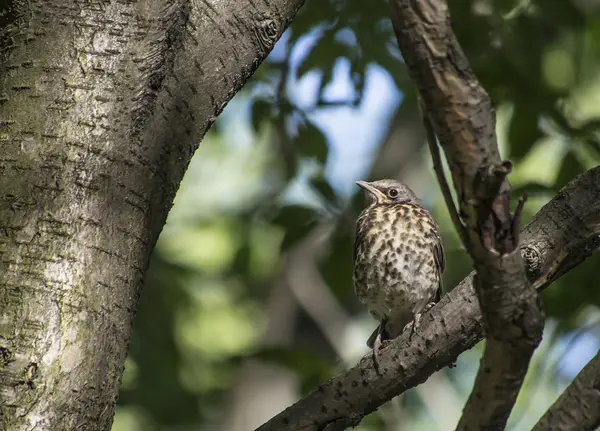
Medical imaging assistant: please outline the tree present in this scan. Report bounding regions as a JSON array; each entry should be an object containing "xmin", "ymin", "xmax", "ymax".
[
  {"xmin": 0, "ymin": 1, "xmax": 303, "ymax": 429},
  {"xmin": 1, "ymin": 0, "xmax": 599, "ymax": 430}
]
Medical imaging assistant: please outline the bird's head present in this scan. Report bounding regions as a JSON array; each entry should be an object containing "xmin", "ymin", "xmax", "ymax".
[{"xmin": 356, "ymin": 179, "xmax": 419, "ymax": 207}]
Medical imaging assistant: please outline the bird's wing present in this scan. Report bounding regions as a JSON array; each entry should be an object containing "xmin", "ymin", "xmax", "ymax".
[
  {"xmin": 432, "ymin": 223, "xmax": 445, "ymax": 301},
  {"xmin": 353, "ymin": 232, "xmax": 359, "ymax": 265},
  {"xmin": 353, "ymin": 216, "xmax": 364, "ymax": 265},
  {"xmin": 434, "ymin": 231, "xmax": 445, "ymax": 274},
  {"xmin": 366, "ymin": 325, "xmax": 379, "ymax": 349}
]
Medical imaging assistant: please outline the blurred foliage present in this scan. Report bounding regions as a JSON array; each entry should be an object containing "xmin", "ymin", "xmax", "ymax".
[{"xmin": 114, "ymin": 0, "xmax": 600, "ymax": 430}]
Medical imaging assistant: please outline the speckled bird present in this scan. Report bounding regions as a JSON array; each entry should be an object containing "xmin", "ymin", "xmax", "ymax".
[{"xmin": 353, "ymin": 179, "xmax": 445, "ymax": 364}]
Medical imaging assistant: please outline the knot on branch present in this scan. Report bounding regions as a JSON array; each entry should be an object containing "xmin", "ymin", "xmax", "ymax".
[
  {"xmin": 521, "ymin": 245, "xmax": 542, "ymax": 280},
  {"xmin": 252, "ymin": 13, "xmax": 281, "ymax": 56},
  {"xmin": 584, "ymin": 234, "xmax": 600, "ymax": 255}
]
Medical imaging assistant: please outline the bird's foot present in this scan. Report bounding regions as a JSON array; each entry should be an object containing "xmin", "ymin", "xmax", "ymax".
[
  {"xmin": 403, "ymin": 320, "xmax": 416, "ymax": 341},
  {"xmin": 403, "ymin": 314, "xmax": 422, "ymax": 341},
  {"xmin": 422, "ymin": 301, "xmax": 436, "ymax": 313},
  {"xmin": 371, "ymin": 323, "xmax": 389, "ymax": 375}
]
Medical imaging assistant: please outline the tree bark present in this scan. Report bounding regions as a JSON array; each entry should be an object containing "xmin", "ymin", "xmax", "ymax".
[
  {"xmin": 532, "ymin": 350, "xmax": 600, "ymax": 431},
  {"xmin": 256, "ymin": 166, "xmax": 600, "ymax": 431},
  {"xmin": 0, "ymin": 0, "xmax": 304, "ymax": 429}
]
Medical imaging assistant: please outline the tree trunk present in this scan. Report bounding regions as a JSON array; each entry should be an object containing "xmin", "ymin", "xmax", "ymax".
[{"xmin": 0, "ymin": 0, "xmax": 303, "ymax": 428}]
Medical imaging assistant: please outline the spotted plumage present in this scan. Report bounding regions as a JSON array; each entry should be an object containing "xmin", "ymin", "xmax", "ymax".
[{"xmin": 353, "ymin": 179, "xmax": 445, "ymax": 360}]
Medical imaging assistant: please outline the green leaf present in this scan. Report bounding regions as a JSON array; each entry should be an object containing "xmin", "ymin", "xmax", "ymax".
[
  {"xmin": 583, "ymin": 138, "xmax": 600, "ymax": 156},
  {"xmin": 580, "ymin": 119, "xmax": 600, "ymax": 135},
  {"xmin": 297, "ymin": 32, "xmax": 355, "ymax": 95},
  {"xmin": 272, "ymin": 205, "xmax": 318, "ymax": 250},
  {"xmin": 509, "ymin": 101, "xmax": 544, "ymax": 161},
  {"xmin": 319, "ymin": 226, "xmax": 355, "ymax": 300},
  {"xmin": 311, "ymin": 177, "xmax": 337, "ymax": 203},
  {"xmin": 494, "ymin": 0, "xmax": 524, "ymax": 15},
  {"xmin": 554, "ymin": 150, "xmax": 585, "ymax": 190},
  {"xmin": 288, "ymin": 2, "xmax": 336, "ymax": 45},
  {"xmin": 350, "ymin": 57, "xmax": 367, "ymax": 105},
  {"xmin": 589, "ymin": 18, "xmax": 600, "ymax": 56},
  {"xmin": 511, "ymin": 182, "xmax": 555, "ymax": 198},
  {"xmin": 533, "ymin": 0, "xmax": 586, "ymax": 28},
  {"xmin": 297, "ymin": 31, "xmax": 336, "ymax": 79},
  {"xmin": 250, "ymin": 346, "xmax": 332, "ymax": 395},
  {"xmin": 295, "ymin": 120, "xmax": 329, "ymax": 164},
  {"xmin": 251, "ymin": 99, "xmax": 272, "ymax": 132},
  {"xmin": 317, "ymin": 63, "xmax": 335, "ymax": 100},
  {"xmin": 541, "ymin": 253, "xmax": 600, "ymax": 321}
]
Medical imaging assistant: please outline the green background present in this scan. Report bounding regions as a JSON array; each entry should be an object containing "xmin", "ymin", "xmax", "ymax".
[{"xmin": 113, "ymin": 1, "xmax": 600, "ymax": 430}]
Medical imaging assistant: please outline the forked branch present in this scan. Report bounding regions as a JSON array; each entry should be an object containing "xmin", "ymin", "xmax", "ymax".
[{"xmin": 389, "ymin": 0, "xmax": 544, "ymax": 428}]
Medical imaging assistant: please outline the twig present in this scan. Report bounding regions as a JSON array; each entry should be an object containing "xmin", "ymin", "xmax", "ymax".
[
  {"xmin": 421, "ymin": 104, "xmax": 471, "ymax": 251},
  {"xmin": 511, "ymin": 195, "xmax": 528, "ymax": 245}
]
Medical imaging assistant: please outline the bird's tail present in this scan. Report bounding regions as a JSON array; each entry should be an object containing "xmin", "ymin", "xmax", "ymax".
[{"xmin": 366, "ymin": 325, "xmax": 380, "ymax": 349}]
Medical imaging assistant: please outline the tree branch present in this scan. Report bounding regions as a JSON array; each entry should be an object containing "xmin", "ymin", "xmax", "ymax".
[
  {"xmin": 256, "ymin": 166, "xmax": 600, "ymax": 431},
  {"xmin": 421, "ymin": 106, "xmax": 470, "ymax": 251},
  {"xmin": 532, "ymin": 350, "xmax": 600, "ymax": 431},
  {"xmin": 389, "ymin": 1, "xmax": 544, "ymax": 428}
]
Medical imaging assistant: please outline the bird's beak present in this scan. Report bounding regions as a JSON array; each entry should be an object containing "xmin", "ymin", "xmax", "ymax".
[{"xmin": 356, "ymin": 181, "xmax": 385, "ymax": 204}]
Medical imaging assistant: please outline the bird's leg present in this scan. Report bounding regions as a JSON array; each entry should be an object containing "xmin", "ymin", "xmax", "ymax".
[
  {"xmin": 421, "ymin": 301, "xmax": 437, "ymax": 315},
  {"xmin": 372, "ymin": 321, "xmax": 389, "ymax": 374}
]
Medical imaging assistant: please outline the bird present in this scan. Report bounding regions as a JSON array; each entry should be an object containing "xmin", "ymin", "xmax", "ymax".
[{"xmin": 353, "ymin": 179, "xmax": 445, "ymax": 369}]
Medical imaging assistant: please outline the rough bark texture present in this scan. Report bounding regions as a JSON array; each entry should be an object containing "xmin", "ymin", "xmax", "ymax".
[
  {"xmin": 389, "ymin": 1, "xmax": 544, "ymax": 429},
  {"xmin": 256, "ymin": 166, "xmax": 600, "ymax": 431},
  {"xmin": 532, "ymin": 350, "xmax": 600, "ymax": 431},
  {"xmin": 0, "ymin": 0, "xmax": 304, "ymax": 429}
]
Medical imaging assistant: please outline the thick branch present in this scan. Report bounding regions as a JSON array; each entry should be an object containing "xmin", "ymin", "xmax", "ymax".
[
  {"xmin": 389, "ymin": 1, "xmax": 543, "ymax": 428},
  {"xmin": 256, "ymin": 166, "xmax": 600, "ymax": 431},
  {"xmin": 532, "ymin": 350, "xmax": 600, "ymax": 431},
  {"xmin": 0, "ymin": 0, "xmax": 304, "ymax": 428}
]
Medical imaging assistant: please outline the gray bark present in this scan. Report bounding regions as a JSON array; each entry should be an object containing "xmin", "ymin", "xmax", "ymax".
[
  {"xmin": 0, "ymin": 0, "xmax": 304, "ymax": 429},
  {"xmin": 532, "ymin": 350, "xmax": 600, "ymax": 431}
]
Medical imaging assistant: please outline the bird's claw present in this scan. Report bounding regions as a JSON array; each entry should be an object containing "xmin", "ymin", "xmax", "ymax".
[
  {"xmin": 423, "ymin": 301, "xmax": 436, "ymax": 313},
  {"xmin": 403, "ymin": 320, "xmax": 417, "ymax": 341},
  {"xmin": 372, "ymin": 339, "xmax": 382, "ymax": 374},
  {"xmin": 372, "ymin": 323, "xmax": 390, "ymax": 375},
  {"xmin": 404, "ymin": 314, "xmax": 422, "ymax": 341}
]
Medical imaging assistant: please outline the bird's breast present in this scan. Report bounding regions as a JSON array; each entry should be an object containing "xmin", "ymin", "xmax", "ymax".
[{"xmin": 353, "ymin": 203, "xmax": 440, "ymax": 324}]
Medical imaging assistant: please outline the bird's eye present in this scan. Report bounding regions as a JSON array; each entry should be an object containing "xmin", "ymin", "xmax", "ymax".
[{"xmin": 388, "ymin": 188, "xmax": 399, "ymax": 198}]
